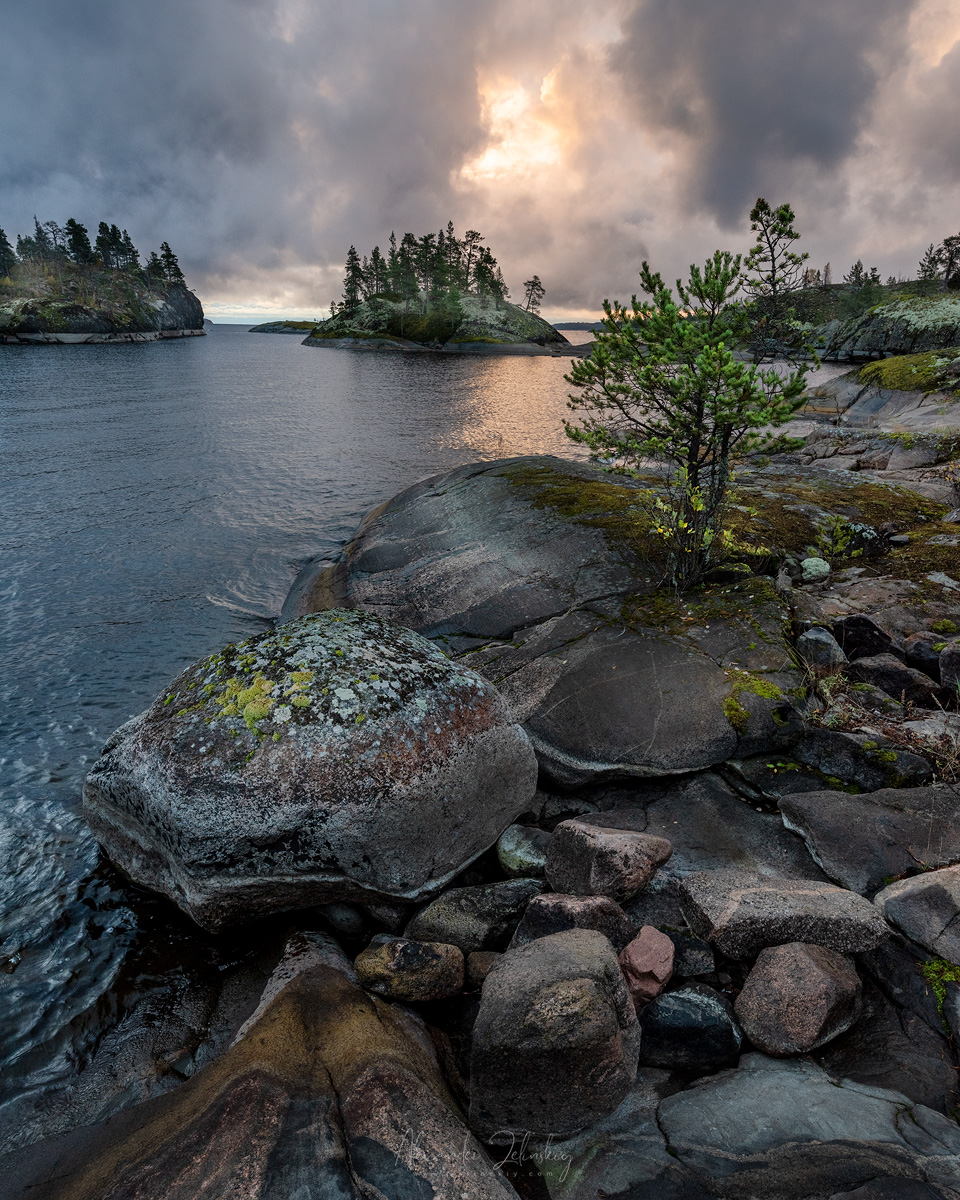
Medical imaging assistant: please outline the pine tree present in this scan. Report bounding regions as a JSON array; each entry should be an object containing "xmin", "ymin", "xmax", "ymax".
[
  {"xmin": 918, "ymin": 243, "xmax": 943, "ymax": 282},
  {"xmin": 341, "ymin": 245, "xmax": 365, "ymax": 308},
  {"xmin": 0, "ymin": 226, "xmax": 16, "ymax": 275},
  {"xmin": 843, "ymin": 260, "xmax": 866, "ymax": 287},
  {"xmin": 369, "ymin": 246, "xmax": 387, "ymax": 294},
  {"xmin": 387, "ymin": 231, "xmax": 400, "ymax": 292},
  {"xmin": 942, "ymin": 234, "xmax": 960, "ymax": 289},
  {"xmin": 461, "ymin": 230, "xmax": 482, "ymax": 290},
  {"xmin": 43, "ymin": 221, "xmax": 67, "ymax": 256},
  {"xmin": 95, "ymin": 222, "xmax": 113, "ymax": 267},
  {"xmin": 64, "ymin": 218, "xmax": 93, "ymax": 264},
  {"xmin": 146, "ymin": 250, "xmax": 165, "ymax": 279},
  {"xmin": 32, "ymin": 216, "xmax": 53, "ymax": 260},
  {"xmin": 522, "ymin": 274, "xmax": 545, "ymax": 313},
  {"xmin": 118, "ymin": 229, "xmax": 139, "ymax": 270},
  {"xmin": 743, "ymin": 198, "xmax": 808, "ymax": 363},
  {"xmin": 565, "ymin": 252, "xmax": 807, "ymax": 590},
  {"xmin": 160, "ymin": 241, "xmax": 185, "ymax": 284}
]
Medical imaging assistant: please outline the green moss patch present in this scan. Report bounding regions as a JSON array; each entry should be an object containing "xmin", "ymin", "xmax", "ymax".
[{"xmin": 858, "ymin": 349, "xmax": 960, "ymax": 394}]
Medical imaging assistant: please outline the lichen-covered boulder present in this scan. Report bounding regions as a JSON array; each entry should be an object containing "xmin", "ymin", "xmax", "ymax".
[{"xmin": 83, "ymin": 610, "xmax": 538, "ymax": 931}]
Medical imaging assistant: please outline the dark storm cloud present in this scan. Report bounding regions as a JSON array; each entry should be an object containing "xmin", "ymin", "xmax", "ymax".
[
  {"xmin": 0, "ymin": 0, "xmax": 956, "ymax": 313},
  {"xmin": 0, "ymin": 0, "xmax": 493, "ymax": 282},
  {"xmin": 610, "ymin": 0, "xmax": 917, "ymax": 225}
]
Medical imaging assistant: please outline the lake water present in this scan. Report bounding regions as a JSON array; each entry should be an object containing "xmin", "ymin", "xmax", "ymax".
[
  {"xmin": 0, "ymin": 325, "xmax": 597, "ymax": 1122},
  {"xmin": 0, "ymin": 326, "xmax": 847, "ymax": 1132}
]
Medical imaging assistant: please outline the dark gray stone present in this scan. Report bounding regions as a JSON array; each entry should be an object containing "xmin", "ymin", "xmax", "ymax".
[
  {"xmin": 796, "ymin": 627, "xmax": 848, "ymax": 671},
  {"xmin": 469, "ymin": 929, "xmax": 640, "ymax": 1138},
  {"xmin": 833, "ymin": 614, "xmax": 902, "ymax": 661},
  {"xmin": 637, "ymin": 984, "xmax": 742, "ymax": 1072},
  {"xmin": 679, "ymin": 869, "xmax": 889, "ymax": 959},
  {"xmin": 904, "ymin": 633, "xmax": 944, "ymax": 683},
  {"xmin": 847, "ymin": 652, "xmax": 942, "ymax": 707},
  {"xmin": 404, "ymin": 879, "xmax": 543, "ymax": 952},
  {"xmin": 780, "ymin": 785, "xmax": 960, "ymax": 895},
  {"xmin": 667, "ymin": 932, "xmax": 715, "ymax": 979},
  {"xmin": 530, "ymin": 1070, "xmax": 711, "ymax": 1199},
  {"xmin": 941, "ymin": 637, "xmax": 960, "ymax": 694},
  {"xmin": 874, "ymin": 867, "xmax": 960, "ymax": 961},
  {"xmin": 509, "ymin": 893, "xmax": 635, "ymax": 953},
  {"xmin": 793, "ymin": 726, "xmax": 934, "ymax": 790},
  {"xmin": 815, "ymin": 980, "xmax": 958, "ymax": 1116}
]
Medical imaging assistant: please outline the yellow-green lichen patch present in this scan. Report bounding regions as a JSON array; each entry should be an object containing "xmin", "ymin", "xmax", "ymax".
[
  {"xmin": 919, "ymin": 957, "xmax": 960, "ymax": 1023},
  {"xmin": 503, "ymin": 461, "xmax": 663, "ymax": 568},
  {"xmin": 155, "ymin": 608, "xmax": 490, "ymax": 770},
  {"xmin": 722, "ymin": 669, "xmax": 784, "ymax": 734},
  {"xmin": 858, "ymin": 349, "xmax": 960, "ymax": 394}
]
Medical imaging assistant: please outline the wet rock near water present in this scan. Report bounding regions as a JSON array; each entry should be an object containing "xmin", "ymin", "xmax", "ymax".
[
  {"xmin": 679, "ymin": 870, "xmax": 889, "ymax": 959},
  {"xmin": 2, "ymin": 934, "xmax": 514, "ymax": 1200},
  {"xmin": 469, "ymin": 929, "xmax": 640, "ymax": 1139},
  {"xmin": 284, "ymin": 456, "xmax": 804, "ymax": 786},
  {"xmin": 82, "ymin": 609, "xmax": 537, "ymax": 931},
  {"xmin": 734, "ymin": 942, "xmax": 861, "ymax": 1056}
]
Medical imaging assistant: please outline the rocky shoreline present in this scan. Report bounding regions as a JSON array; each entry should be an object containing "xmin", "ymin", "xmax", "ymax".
[
  {"xmin": 1, "ymin": 327, "xmax": 206, "ymax": 345},
  {"xmin": 5, "ymin": 445, "xmax": 960, "ymax": 1198}
]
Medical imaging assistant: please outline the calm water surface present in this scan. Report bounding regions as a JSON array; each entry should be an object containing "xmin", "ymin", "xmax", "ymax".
[{"xmin": 0, "ymin": 325, "xmax": 590, "ymax": 1109}]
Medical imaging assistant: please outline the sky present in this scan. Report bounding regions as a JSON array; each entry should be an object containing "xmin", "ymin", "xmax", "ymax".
[{"xmin": 3, "ymin": 0, "xmax": 960, "ymax": 322}]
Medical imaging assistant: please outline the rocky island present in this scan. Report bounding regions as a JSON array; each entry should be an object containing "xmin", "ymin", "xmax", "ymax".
[
  {"xmin": 0, "ymin": 218, "xmax": 204, "ymax": 343},
  {"xmin": 253, "ymin": 223, "xmax": 576, "ymax": 354}
]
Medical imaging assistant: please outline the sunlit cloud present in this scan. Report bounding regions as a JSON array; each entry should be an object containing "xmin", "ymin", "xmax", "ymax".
[{"xmin": 459, "ymin": 78, "xmax": 564, "ymax": 182}]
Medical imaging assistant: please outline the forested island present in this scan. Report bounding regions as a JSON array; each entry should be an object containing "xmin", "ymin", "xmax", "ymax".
[
  {"xmin": 251, "ymin": 223, "xmax": 573, "ymax": 354},
  {"xmin": 0, "ymin": 218, "xmax": 204, "ymax": 343}
]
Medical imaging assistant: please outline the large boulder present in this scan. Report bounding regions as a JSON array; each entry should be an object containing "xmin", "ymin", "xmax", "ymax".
[
  {"xmin": 283, "ymin": 457, "xmax": 802, "ymax": 786},
  {"xmin": 679, "ymin": 870, "xmax": 889, "ymax": 959},
  {"xmin": 0, "ymin": 935, "xmax": 516, "ymax": 1200},
  {"xmin": 657, "ymin": 1053, "xmax": 960, "ymax": 1198},
  {"xmin": 82, "ymin": 609, "xmax": 538, "ymax": 930},
  {"xmin": 469, "ymin": 929, "xmax": 640, "ymax": 1138},
  {"xmin": 780, "ymin": 786, "xmax": 960, "ymax": 894}
]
